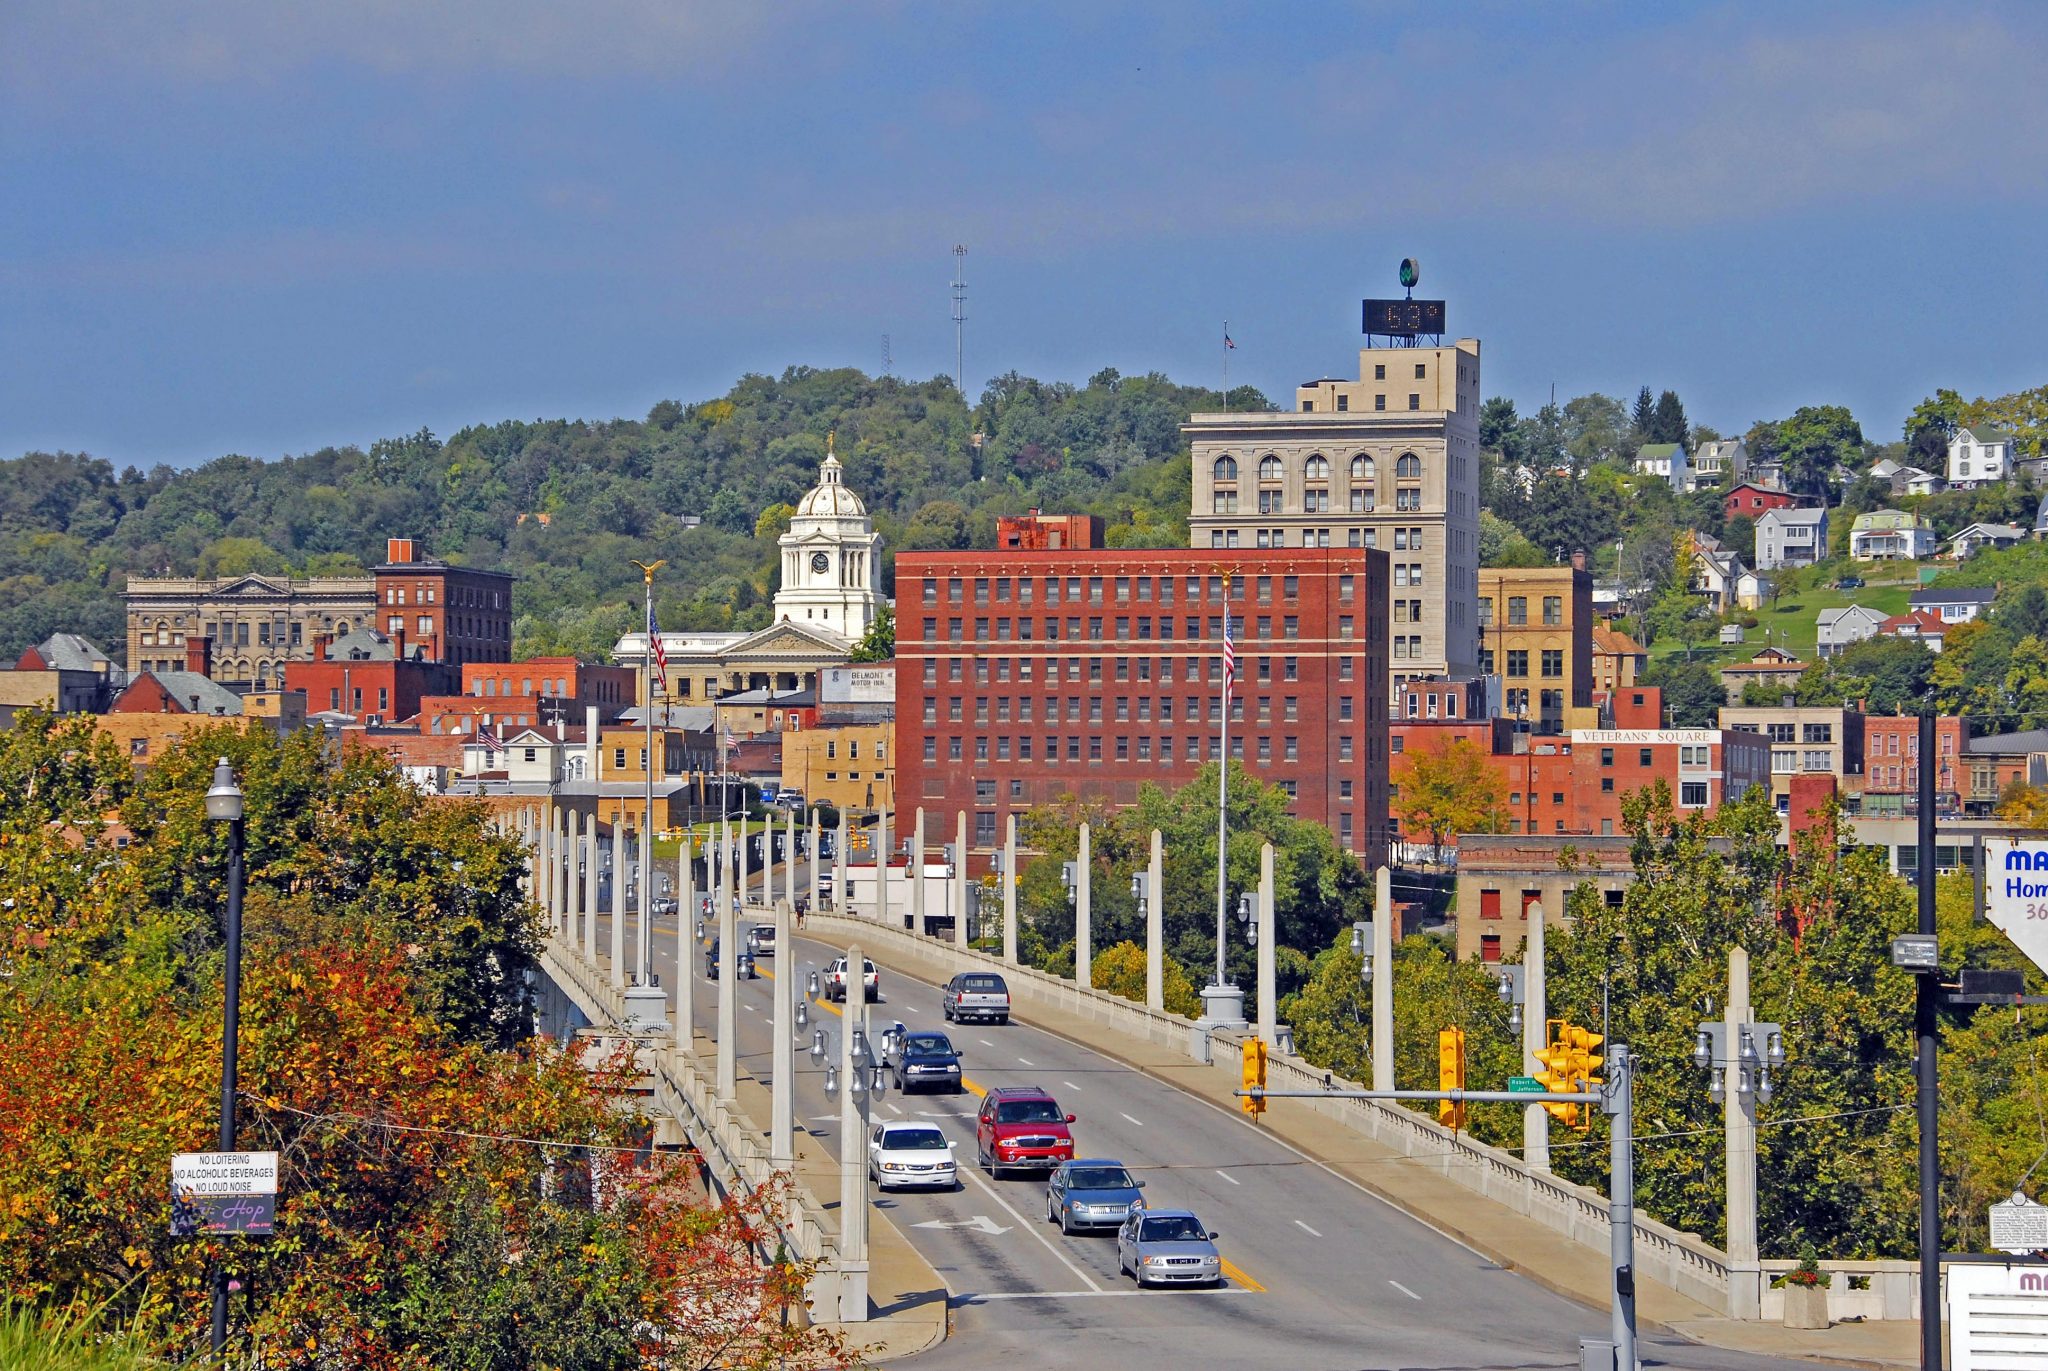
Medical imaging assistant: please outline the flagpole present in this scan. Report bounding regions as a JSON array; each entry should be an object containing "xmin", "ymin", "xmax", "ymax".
[
  {"xmin": 1222, "ymin": 321, "xmax": 1230, "ymax": 414},
  {"xmin": 632, "ymin": 559, "xmax": 666, "ymax": 988},
  {"xmin": 1215, "ymin": 580, "xmax": 1232, "ymax": 992}
]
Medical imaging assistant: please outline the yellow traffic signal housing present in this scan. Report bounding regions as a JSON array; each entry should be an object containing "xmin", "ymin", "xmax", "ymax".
[
  {"xmin": 1437, "ymin": 1027, "xmax": 1467, "ymax": 1129},
  {"xmin": 1560, "ymin": 1024, "xmax": 1604, "ymax": 1131},
  {"xmin": 1533, "ymin": 1019, "xmax": 1581, "ymax": 1125},
  {"xmin": 1240, "ymin": 1037, "xmax": 1268, "ymax": 1116}
]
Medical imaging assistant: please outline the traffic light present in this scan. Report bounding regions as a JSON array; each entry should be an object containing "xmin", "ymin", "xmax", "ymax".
[
  {"xmin": 1437, "ymin": 1027, "xmax": 1467, "ymax": 1129},
  {"xmin": 1560, "ymin": 1024, "xmax": 1605, "ymax": 1132},
  {"xmin": 1240, "ymin": 1037, "xmax": 1268, "ymax": 1116},
  {"xmin": 1533, "ymin": 1019, "xmax": 1580, "ymax": 1125}
]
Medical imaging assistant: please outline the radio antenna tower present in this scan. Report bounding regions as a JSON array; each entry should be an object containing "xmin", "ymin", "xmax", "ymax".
[
  {"xmin": 951, "ymin": 245, "xmax": 968, "ymax": 396},
  {"xmin": 882, "ymin": 333, "xmax": 893, "ymax": 378}
]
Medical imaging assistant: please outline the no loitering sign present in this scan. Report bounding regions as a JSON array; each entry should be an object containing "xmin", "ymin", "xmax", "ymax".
[
  {"xmin": 171, "ymin": 1151, "xmax": 278, "ymax": 1237},
  {"xmin": 171, "ymin": 1151, "xmax": 278, "ymax": 1196},
  {"xmin": 1980, "ymin": 839, "xmax": 2048, "ymax": 977}
]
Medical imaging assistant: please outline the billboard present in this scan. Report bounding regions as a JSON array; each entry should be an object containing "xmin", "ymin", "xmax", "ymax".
[
  {"xmin": 1981, "ymin": 838, "xmax": 2048, "ymax": 976},
  {"xmin": 821, "ymin": 665, "xmax": 894, "ymax": 704}
]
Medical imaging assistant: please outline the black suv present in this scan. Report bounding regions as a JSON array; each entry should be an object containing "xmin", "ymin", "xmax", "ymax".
[{"xmin": 886, "ymin": 1028, "xmax": 964, "ymax": 1093}]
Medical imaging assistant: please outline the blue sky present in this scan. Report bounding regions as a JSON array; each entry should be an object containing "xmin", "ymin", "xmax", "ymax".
[{"xmin": 4, "ymin": 2, "xmax": 2044, "ymax": 467}]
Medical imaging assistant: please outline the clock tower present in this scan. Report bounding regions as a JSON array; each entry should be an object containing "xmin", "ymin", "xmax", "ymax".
[{"xmin": 773, "ymin": 436, "xmax": 885, "ymax": 643}]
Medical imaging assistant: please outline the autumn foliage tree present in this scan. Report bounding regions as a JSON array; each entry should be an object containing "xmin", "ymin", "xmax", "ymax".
[
  {"xmin": 0, "ymin": 711, "xmax": 848, "ymax": 1368},
  {"xmin": 1391, "ymin": 736, "xmax": 1508, "ymax": 861}
]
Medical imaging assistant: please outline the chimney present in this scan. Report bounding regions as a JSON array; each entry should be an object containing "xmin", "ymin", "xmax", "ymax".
[
  {"xmin": 1570, "ymin": 548, "xmax": 1588, "ymax": 573},
  {"xmin": 387, "ymin": 538, "xmax": 415, "ymax": 564},
  {"xmin": 392, "ymin": 625, "xmax": 407, "ymax": 659},
  {"xmin": 311, "ymin": 631, "xmax": 332, "ymax": 662},
  {"xmin": 185, "ymin": 634, "xmax": 214, "ymax": 678}
]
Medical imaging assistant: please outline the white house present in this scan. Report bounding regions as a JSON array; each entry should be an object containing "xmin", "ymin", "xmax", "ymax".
[
  {"xmin": 1945, "ymin": 523, "xmax": 2026, "ymax": 560},
  {"xmin": 1948, "ymin": 426, "xmax": 2016, "ymax": 489},
  {"xmin": 1687, "ymin": 438, "xmax": 1748, "ymax": 492},
  {"xmin": 1909, "ymin": 586, "xmax": 1997, "ymax": 624},
  {"xmin": 1692, "ymin": 541, "xmax": 1769, "ymax": 612},
  {"xmin": 1898, "ymin": 467, "xmax": 1946, "ymax": 497},
  {"xmin": 1754, "ymin": 506, "xmax": 1829, "ymax": 571},
  {"xmin": 1634, "ymin": 442, "xmax": 1688, "ymax": 489},
  {"xmin": 1849, "ymin": 509, "xmax": 1938, "ymax": 561},
  {"xmin": 1816, "ymin": 605, "xmax": 1890, "ymax": 658}
]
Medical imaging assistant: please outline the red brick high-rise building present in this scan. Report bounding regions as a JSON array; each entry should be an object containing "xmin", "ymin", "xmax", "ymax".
[
  {"xmin": 372, "ymin": 539, "xmax": 516, "ymax": 667},
  {"xmin": 893, "ymin": 546, "xmax": 1390, "ymax": 868}
]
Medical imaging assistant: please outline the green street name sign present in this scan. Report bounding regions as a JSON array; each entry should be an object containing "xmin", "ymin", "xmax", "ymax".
[{"xmin": 1507, "ymin": 1076, "xmax": 1542, "ymax": 1093}]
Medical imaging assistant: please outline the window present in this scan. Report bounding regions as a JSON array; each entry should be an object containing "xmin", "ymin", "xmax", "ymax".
[
  {"xmin": 1304, "ymin": 454, "xmax": 1329, "ymax": 480},
  {"xmin": 1802, "ymin": 723, "xmax": 1834, "ymax": 744},
  {"xmin": 1541, "ymin": 650, "xmax": 1563, "ymax": 678},
  {"xmin": 1506, "ymin": 650, "xmax": 1528, "ymax": 677},
  {"xmin": 1212, "ymin": 490, "xmax": 1238, "ymax": 514},
  {"xmin": 1212, "ymin": 455, "xmax": 1238, "ymax": 482},
  {"xmin": 1408, "ymin": 394, "xmax": 1420, "ymax": 410},
  {"xmin": 1508, "ymin": 596, "xmax": 1528, "ymax": 625},
  {"xmin": 1396, "ymin": 453, "xmax": 1421, "ymax": 479},
  {"xmin": 1543, "ymin": 596, "xmax": 1563, "ymax": 626},
  {"xmin": 1680, "ymin": 781, "xmax": 1709, "ymax": 807},
  {"xmin": 1258, "ymin": 455, "xmax": 1282, "ymax": 481},
  {"xmin": 1374, "ymin": 394, "xmax": 1387, "ymax": 411}
]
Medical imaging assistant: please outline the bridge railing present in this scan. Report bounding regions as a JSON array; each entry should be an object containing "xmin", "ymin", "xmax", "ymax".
[{"xmin": 538, "ymin": 933, "xmax": 842, "ymax": 1302}]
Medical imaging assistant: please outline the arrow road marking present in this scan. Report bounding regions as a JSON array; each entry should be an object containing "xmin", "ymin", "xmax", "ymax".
[{"xmin": 910, "ymin": 1214, "xmax": 1013, "ymax": 1235}]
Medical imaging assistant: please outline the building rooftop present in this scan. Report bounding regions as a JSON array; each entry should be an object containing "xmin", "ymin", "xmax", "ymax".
[{"xmin": 20, "ymin": 633, "xmax": 116, "ymax": 673}]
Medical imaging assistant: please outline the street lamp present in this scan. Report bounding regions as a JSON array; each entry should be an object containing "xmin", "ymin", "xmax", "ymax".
[
  {"xmin": 1238, "ymin": 891, "xmax": 1257, "ymax": 944},
  {"xmin": 1350, "ymin": 920, "xmax": 1375, "ymax": 984},
  {"xmin": 1694, "ymin": 1019, "xmax": 1786, "ymax": 1106},
  {"xmin": 1493, "ymin": 964, "xmax": 1526, "ymax": 1035},
  {"xmin": 203, "ymin": 758, "xmax": 246, "ymax": 1359}
]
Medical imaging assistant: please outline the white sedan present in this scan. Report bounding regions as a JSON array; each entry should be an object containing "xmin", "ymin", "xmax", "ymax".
[{"xmin": 867, "ymin": 1122, "xmax": 959, "ymax": 1191}]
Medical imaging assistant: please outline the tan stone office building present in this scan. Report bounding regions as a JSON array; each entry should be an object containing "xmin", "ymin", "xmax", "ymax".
[
  {"xmin": 1476, "ymin": 563, "xmax": 1594, "ymax": 734},
  {"xmin": 1186, "ymin": 337, "xmax": 1482, "ymax": 693},
  {"xmin": 124, "ymin": 572, "xmax": 377, "ymax": 685}
]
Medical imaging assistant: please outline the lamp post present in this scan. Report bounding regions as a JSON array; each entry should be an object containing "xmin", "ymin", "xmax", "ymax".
[{"xmin": 204, "ymin": 758, "xmax": 246, "ymax": 1359}]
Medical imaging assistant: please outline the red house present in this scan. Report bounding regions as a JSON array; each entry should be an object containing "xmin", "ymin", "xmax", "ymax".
[{"xmin": 1724, "ymin": 482, "xmax": 1806, "ymax": 522}]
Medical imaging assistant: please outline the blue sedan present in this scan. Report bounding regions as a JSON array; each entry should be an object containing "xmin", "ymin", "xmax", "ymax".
[{"xmin": 1045, "ymin": 1159, "xmax": 1146, "ymax": 1234}]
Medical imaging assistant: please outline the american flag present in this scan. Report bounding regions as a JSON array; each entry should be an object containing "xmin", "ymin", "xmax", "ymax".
[
  {"xmin": 474, "ymin": 723, "xmax": 503, "ymax": 751},
  {"xmin": 647, "ymin": 601, "xmax": 668, "ymax": 693},
  {"xmin": 1223, "ymin": 328, "xmax": 1236, "ymax": 350},
  {"xmin": 1221, "ymin": 615, "xmax": 1236, "ymax": 691}
]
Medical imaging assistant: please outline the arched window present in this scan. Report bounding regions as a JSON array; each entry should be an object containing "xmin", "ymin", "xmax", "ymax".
[
  {"xmin": 1396, "ymin": 453, "xmax": 1422, "ymax": 479},
  {"xmin": 1212, "ymin": 455, "xmax": 1238, "ymax": 482},
  {"xmin": 1304, "ymin": 455, "xmax": 1330, "ymax": 480},
  {"xmin": 1258, "ymin": 455, "xmax": 1283, "ymax": 481},
  {"xmin": 1351, "ymin": 455, "xmax": 1375, "ymax": 481}
]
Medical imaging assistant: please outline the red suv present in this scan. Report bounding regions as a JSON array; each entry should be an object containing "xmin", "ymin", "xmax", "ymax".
[{"xmin": 975, "ymin": 1085, "xmax": 1076, "ymax": 1178}]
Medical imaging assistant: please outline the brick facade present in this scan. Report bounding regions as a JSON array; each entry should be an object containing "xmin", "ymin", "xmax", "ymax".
[{"xmin": 893, "ymin": 546, "xmax": 1390, "ymax": 868}]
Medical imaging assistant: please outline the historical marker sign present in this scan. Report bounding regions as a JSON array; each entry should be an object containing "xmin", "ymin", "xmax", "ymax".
[
  {"xmin": 1990, "ymin": 1192, "xmax": 2048, "ymax": 1255},
  {"xmin": 1981, "ymin": 839, "xmax": 2048, "ymax": 976}
]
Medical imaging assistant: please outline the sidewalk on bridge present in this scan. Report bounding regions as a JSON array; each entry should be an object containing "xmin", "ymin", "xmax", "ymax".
[
  {"xmin": 712, "ymin": 1026, "xmax": 951, "ymax": 1365},
  {"xmin": 835, "ymin": 934, "xmax": 1922, "ymax": 1371}
]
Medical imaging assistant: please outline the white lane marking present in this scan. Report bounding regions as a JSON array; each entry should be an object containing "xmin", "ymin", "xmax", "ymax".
[
  {"xmin": 979, "ymin": 1039, "xmax": 996, "ymax": 1047},
  {"xmin": 1017, "ymin": 1057, "xmax": 1035, "ymax": 1066},
  {"xmin": 1389, "ymin": 1279, "xmax": 1421, "ymax": 1301},
  {"xmin": 885, "ymin": 1102, "xmax": 903, "ymax": 1117},
  {"xmin": 1216, "ymin": 1170, "xmax": 1239, "ymax": 1185},
  {"xmin": 956, "ymin": 1162, "xmax": 1103, "ymax": 1292},
  {"xmin": 1120, "ymin": 1113, "xmax": 1144, "ymax": 1128},
  {"xmin": 1294, "ymin": 1220, "xmax": 1322, "ymax": 1237},
  {"xmin": 1063, "ymin": 1081, "xmax": 1082, "ymax": 1092},
  {"xmin": 904, "ymin": 1004, "xmax": 919, "ymax": 1013},
  {"xmin": 965, "ymin": 1288, "xmax": 1250, "ymax": 1301}
]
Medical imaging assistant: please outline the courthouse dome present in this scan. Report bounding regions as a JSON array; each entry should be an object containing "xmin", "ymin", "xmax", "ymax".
[{"xmin": 795, "ymin": 438, "xmax": 867, "ymax": 519}]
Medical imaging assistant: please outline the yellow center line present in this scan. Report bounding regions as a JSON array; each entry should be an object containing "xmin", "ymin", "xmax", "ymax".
[
  {"xmin": 1218, "ymin": 1256, "xmax": 1266, "ymax": 1293},
  {"xmin": 959, "ymin": 1075, "xmax": 988, "ymax": 1098},
  {"xmin": 760, "ymin": 968, "xmax": 846, "ymax": 1019}
]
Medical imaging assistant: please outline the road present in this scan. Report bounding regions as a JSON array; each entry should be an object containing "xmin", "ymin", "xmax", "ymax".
[{"xmin": 596, "ymin": 892, "xmax": 1829, "ymax": 1371}]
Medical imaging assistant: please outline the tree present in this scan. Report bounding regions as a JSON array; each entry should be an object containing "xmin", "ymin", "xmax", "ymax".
[
  {"xmin": 1651, "ymin": 390, "xmax": 1689, "ymax": 447},
  {"xmin": 753, "ymin": 501, "xmax": 796, "ymax": 541},
  {"xmin": 1997, "ymin": 782, "xmax": 2048, "ymax": 827},
  {"xmin": 1645, "ymin": 658, "xmax": 1724, "ymax": 726},
  {"xmin": 1630, "ymin": 386, "xmax": 1656, "ymax": 440},
  {"xmin": 848, "ymin": 603, "xmax": 894, "ymax": 663},
  {"xmin": 1760, "ymin": 406, "xmax": 1865, "ymax": 501},
  {"xmin": 0, "ymin": 725, "xmax": 847, "ymax": 1367},
  {"xmin": 1089, "ymin": 940, "xmax": 1202, "ymax": 1017},
  {"xmin": 1391, "ymin": 737, "xmax": 1508, "ymax": 861}
]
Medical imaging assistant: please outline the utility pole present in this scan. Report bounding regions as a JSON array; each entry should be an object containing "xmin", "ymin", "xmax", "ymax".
[{"xmin": 1914, "ymin": 709, "xmax": 1941, "ymax": 1371}]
